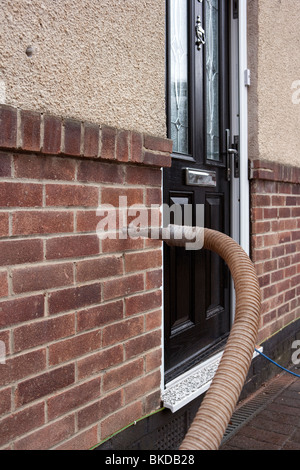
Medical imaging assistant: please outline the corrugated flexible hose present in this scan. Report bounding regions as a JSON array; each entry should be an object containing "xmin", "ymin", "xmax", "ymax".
[{"xmin": 129, "ymin": 224, "xmax": 261, "ymax": 450}]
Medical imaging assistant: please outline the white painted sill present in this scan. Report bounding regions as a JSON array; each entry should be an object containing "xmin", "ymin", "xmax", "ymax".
[{"xmin": 162, "ymin": 347, "xmax": 263, "ymax": 413}]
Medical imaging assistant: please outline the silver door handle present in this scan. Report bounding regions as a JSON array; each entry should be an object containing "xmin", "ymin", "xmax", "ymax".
[{"xmin": 226, "ymin": 129, "xmax": 239, "ymax": 181}]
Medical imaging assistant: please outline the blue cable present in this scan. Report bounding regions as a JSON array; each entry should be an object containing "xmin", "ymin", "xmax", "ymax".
[{"xmin": 255, "ymin": 348, "xmax": 300, "ymax": 379}]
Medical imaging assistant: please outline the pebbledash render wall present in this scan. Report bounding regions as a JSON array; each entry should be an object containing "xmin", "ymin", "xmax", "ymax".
[
  {"xmin": 248, "ymin": 0, "xmax": 300, "ymax": 346},
  {"xmin": 0, "ymin": 104, "xmax": 172, "ymax": 450}
]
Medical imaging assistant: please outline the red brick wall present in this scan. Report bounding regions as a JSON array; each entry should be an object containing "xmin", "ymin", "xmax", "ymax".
[
  {"xmin": 0, "ymin": 105, "xmax": 171, "ymax": 449},
  {"xmin": 250, "ymin": 160, "xmax": 300, "ymax": 344}
]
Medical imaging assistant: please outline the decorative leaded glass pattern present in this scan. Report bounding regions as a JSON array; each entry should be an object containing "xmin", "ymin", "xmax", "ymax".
[
  {"xmin": 170, "ymin": 0, "xmax": 189, "ymax": 155},
  {"xmin": 205, "ymin": 0, "xmax": 220, "ymax": 161}
]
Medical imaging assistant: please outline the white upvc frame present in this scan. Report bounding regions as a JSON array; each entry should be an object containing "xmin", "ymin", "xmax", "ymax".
[{"xmin": 238, "ymin": 0, "xmax": 250, "ymax": 257}]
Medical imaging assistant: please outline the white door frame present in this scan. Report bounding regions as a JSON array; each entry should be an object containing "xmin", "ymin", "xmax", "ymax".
[{"xmin": 238, "ymin": 0, "xmax": 250, "ymax": 257}]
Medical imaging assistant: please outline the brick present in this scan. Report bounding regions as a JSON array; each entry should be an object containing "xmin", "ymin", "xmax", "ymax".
[
  {"xmin": 279, "ymin": 207, "xmax": 291, "ymax": 218},
  {"xmin": 48, "ymin": 283, "xmax": 101, "ymax": 314},
  {"xmin": 146, "ymin": 269, "xmax": 162, "ymax": 289},
  {"xmin": 124, "ymin": 370, "xmax": 161, "ymax": 404},
  {"xmin": 251, "ymin": 207, "xmax": 263, "ymax": 221},
  {"xmin": 64, "ymin": 119, "xmax": 81, "ymax": 156},
  {"xmin": 145, "ymin": 348, "xmax": 162, "ymax": 372},
  {"xmin": 252, "ymin": 194, "xmax": 271, "ymax": 207},
  {"xmin": 264, "ymin": 208, "xmax": 277, "ymax": 219},
  {"xmin": 14, "ymin": 415, "xmax": 75, "ymax": 450},
  {"xmin": 278, "ymin": 256, "xmax": 291, "ymax": 269},
  {"xmin": 103, "ymin": 358, "xmax": 144, "ymax": 392},
  {"xmin": 144, "ymin": 237, "xmax": 162, "ymax": 249},
  {"xmin": 77, "ymin": 300, "xmax": 123, "ymax": 332},
  {"xmin": 101, "ymin": 187, "xmax": 144, "ymax": 207},
  {"xmin": 143, "ymin": 150, "xmax": 172, "ymax": 168},
  {"xmin": 43, "ymin": 114, "xmax": 62, "ymax": 154},
  {"xmin": 0, "ymin": 294, "xmax": 44, "ymax": 327},
  {"xmin": 272, "ymin": 195, "xmax": 286, "ymax": 206},
  {"xmin": 285, "ymin": 289, "xmax": 296, "ymax": 302},
  {"xmin": 0, "ymin": 403, "xmax": 44, "ymax": 448},
  {"xmin": 279, "ymin": 232, "xmax": 291, "ymax": 243},
  {"xmin": 0, "ymin": 182, "xmax": 43, "ymax": 207},
  {"xmin": 262, "ymin": 284, "xmax": 277, "ymax": 300},
  {"xmin": 125, "ymin": 249, "xmax": 162, "ymax": 273},
  {"xmin": 271, "ymin": 270, "xmax": 284, "ymax": 283},
  {"xmin": 46, "ymin": 183, "xmax": 98, "ymax": 207},
  {"xmin": 46, "ymin": 234, "xmax": 99, "ymax": 260},
  {"xmin": 0, "ymin": 349, "xmax": 46, "ymax": 387},
  {"xmin": 251, "ymin": 248, "xmax": 271, "ymax": 262},
  {"xmin": 0, "ymin": 387, "xmax": 11, "ymax": 417},
  {"xmin": 101, "ymin": 125, "xmax": 116, "ymax": 160},
  {"xmin": 77, "ymin": 160, "xmax": 124, "ymax": 185},
  {"xmin": 252, "ymin": 234, "xmax": 263, "ymax": 249},
  {"xmin": 14, "ymin": 313, "xmax": 75, "ymax": 352},
  {"xmin": 48, "ymin": 330, "xmax": 101, "ymax": 366},
  {"xmin": 0, "ymin": 152, "xmax": 12, "ymax": 177},
  {"xmin": 12, "ymin": 210, "xmax": 74, "ymax": 236},
  {"xmin": 76, "ymin": 210, "xmax": 100, "ymax": 232},
  {"xmin": 144, "ymin": 135, "xmax": 173, "ymax": 154},
  {"xmin": 125, "ymin": 290, "xmax": 162, "ymax": 317},
  {"xmin": 292, "ymin": 207, "xmax": 300, "ymax": 218},
  {"xmin": 102, "ymin": 316, "xmax": 144, "ymax": 348},
  {"xmin": 146, "ymin": 309, "xmax": 162, "ymax": 331},
  {"xmin": 116, "ymin": 130, "xmax": 129, "ymax": 162},
  {"xmin": 12, "ymin": 262, "xmax": 74, "ymax": 294},
  {"xmin": 238, "ymin": 425, "xmax": 289, "ymax": 447},
  {"xmin": 83, "ymin": 122, "xmax": 99, "ymax": 158},
  {"xmin": 292, "ymin": 230, "xmax": 300, "ymax": 241},
  {"xmin": 78, "ymin": 390, "xmax": 122, "ymax": 429},
  {"xmin": 126, "ymin": 165, "xmax": 162, "ymax": 186},
  {"xmin": 0, "ymin": 106, "xmax": 17, "ymax": 148},
  {"xmin": 0, "ymin": 212, "xmax": 9, "ymax": 237},
  {"xmin": 47, "ymin": 377, "xmax": 101, "ymax": 420},
  {"xmin": 0, "ymin": 330, "xmax": 10, "ymax": 356},
  {"xmin": 55, "ymin": 425, "xmax": 98, "ymax": 451},
  {"xmin": 263, "ymin": 233, "xmax": 279, "ymax": 247},
  {"xmin": 285, "ymin": 265, "xmax": 297, "ymax": 278},
  {"xmin": 130, "ymin": 131, "xmax": 143, "ymax": 163},
  {"xmin": 15, "ymin": 364, "xmax": 75, "ymax": 407},
  {"xmin": 145, "ymin": 389, "xmax": 161, "ymax": 415},
  {"xmin": 283, "ymin": 218, "xmax": 298, "ymax": 230},
  {"xmin": 0, "ymin": 239, "xmax": 43, "ymax": 266},
  {"xmin": 125, "ymin": 330, "xmax": 161, "ymax": 360},
  {"xmin": 286, "ymin": 196, "xmax": 298, "ymax": 206},
  {"xmin": 20, "ymin": 109, "xmax": 41, "ymax": 152},
  {"xmin": 272, "ymin": 245, "xmax": 285, "ymax": 258},
  {"xmin": 0, "ymin": 270, "xmax": 8, "ymax": 297},
  {"xmin": 102, "ymin": 273, "xmax": 144, "ymax": 301},
  {"xmin": 14, "ymin": 154, "xmax": 76, "ymax": 181},
  {"xmin": 77, "ymin": 344, "xmax": 123, "ymax": 379},
  {"xmin": 101, "ymin": 236, "xmax": 144, "ymax": 254},
  {"xmin": 258, "ymin": 273, "xmax": 270, "ymax": 288},
  {"xmin": 76, "ymin": 255, "xmax": 123, "ymax": 282},
  {"xmin": 100, "ymin": 401, "xmax": 143, "ymax": 441},
  {"xmin": 146, "ymin": 187, "xmax": 162, "ymax": 206}
]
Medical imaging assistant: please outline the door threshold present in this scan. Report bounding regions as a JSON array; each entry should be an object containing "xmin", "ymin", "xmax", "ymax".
[{"xmin": 162, "ymin": 347, "xmax": 263, "ymax": 413}]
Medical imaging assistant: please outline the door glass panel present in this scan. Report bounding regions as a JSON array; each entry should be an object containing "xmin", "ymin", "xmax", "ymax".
[
  {"xmin": 205, "ymin": 0, "xmax": 220, "ymax": 161},
  {"xmin": 170, "ymin": 0, "xmax": 189, "ymax": 155}
]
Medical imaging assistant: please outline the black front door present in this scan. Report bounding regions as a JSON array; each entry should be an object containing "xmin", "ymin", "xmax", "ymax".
[{"xmin": 164, "ymin": 0, "xmax": 233, "ymax": 383}]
